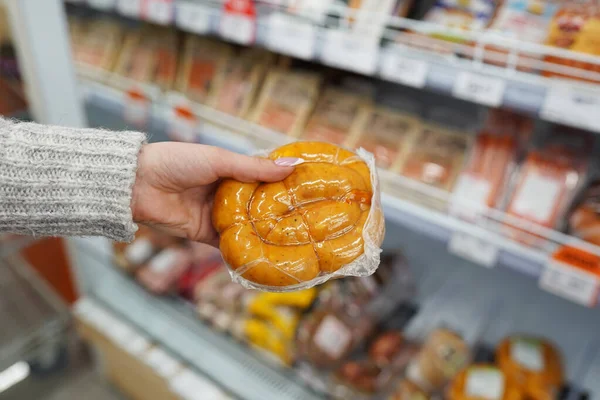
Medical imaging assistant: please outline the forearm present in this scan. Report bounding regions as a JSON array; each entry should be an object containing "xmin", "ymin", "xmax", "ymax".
[{"xmin": 0, "ymin": 117, "xmax": 145, "ymax": 241}]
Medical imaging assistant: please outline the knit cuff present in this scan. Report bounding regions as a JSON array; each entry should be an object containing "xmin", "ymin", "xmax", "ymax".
[{"xmin": 0, "ymin": 118, "xmax": 146, "ymax": 242}]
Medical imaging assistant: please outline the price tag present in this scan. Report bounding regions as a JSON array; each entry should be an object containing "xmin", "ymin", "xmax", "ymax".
[
  {"xmin": 219, "ymin": 0, "xmax": 256, "ymax": 45},
  {"xmin": 541, "ymin": 82, "xmax": 600, "ymax": 133},
  {"xmin": 266, "ymin": 13, "xmax": 316, "ymax": 60},
  {"xmin": 87, "ymin": 0, "xmax": 117, "ymax": 11},
  {"xmin": 176, "ymin": 2, "xmax": 212, "ymax": 35},
  {"xmin": 453, "ymin": 71, "xmax": 506, "ymax": 107},
  {"xmin": 539, "ymin": 246, "xmax": 600, "ymax": 307},
  {"xmin": 169, "ymin": 106, "xmax": 198, "ymax": 142},
  {"xmin": 143, "ymin": 0, "xmax": 173, "ymax": 25},
  {"xmin": 117, "ymin": 0, "xmax": 142, "ymax": 18},
  {"xmin": 321, "ymin": 30, "xmax": 379, "ymax": 75},
  {"xmin": 124, "ymin": 89, "xmax": 150, "ymax": 128},
  {"xmin": 380, "ymin": 51, "xmax": 428, "ymax": 88},
  {"xmin": 448, "ymin": 231, "xmax": 499, "ymax": 268}
]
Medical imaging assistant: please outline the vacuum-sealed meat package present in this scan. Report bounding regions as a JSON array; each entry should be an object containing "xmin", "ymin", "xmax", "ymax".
[{"xmin": 212, "ymin": 142, "xmax": 384, "ymax": 291}]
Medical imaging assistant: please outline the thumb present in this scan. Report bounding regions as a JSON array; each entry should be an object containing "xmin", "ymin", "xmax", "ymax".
[{"xmin": 209, "ymin": 148, "xmax": 301, "ymax": 183}]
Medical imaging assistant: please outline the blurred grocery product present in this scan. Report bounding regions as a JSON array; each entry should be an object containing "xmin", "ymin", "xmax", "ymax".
[
  {"xmin": 496, "ymin": 335, "xmax": 564, "ymax": 400},
  {"xmin": 421, "ymin": 0, "xmax": 498, "ymax": 41},
  {"xmin": 248, "ymin": 69, "xmax": 321, "ymax": 137},
  {"xmin": 175, "ymin": 36, "xmax": 234, "ymax": 104},
  {"xmin": 70, "ymin": 18, "xmax": 123, "ymax": 72},
  {"xmin": 388, "ymin": 379, "xmax": 430, "ymax": 400},
  {"xmin": 406, "ymin": 328, "xmax": 471, "ymax": 393},
  {"xmin": 448, "ymin": 364, "xmax": 524, "ymax": 400},
  {"xmin": 136, "ymin": 247, "xmax": 192, "ymax": 294},
  {"xmin": 301, "ymin": 86, "xmax": 370, "ymax": 145},
  {"xmin": 212, "ymin": 141, "xmax": 383, "ymax": 290},
  {"xmin": 569, "ymin": 179, "xmax": 600, "ymax": 246}
]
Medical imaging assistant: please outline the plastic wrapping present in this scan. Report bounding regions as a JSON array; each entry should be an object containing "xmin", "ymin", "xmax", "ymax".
[
  {"xmin": 569, "ymin": 180, "xmax": 600, "ymax": 246},
  {"xmin": 213, "ymin": 142, "xmax": 384, "ymax": 292}
]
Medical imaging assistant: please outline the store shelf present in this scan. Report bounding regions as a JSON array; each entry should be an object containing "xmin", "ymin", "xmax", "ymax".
[
  {"xmin": 70, "ymin": 237, "xmax": 321, "ymax": 400},
  {"xmin": 81, "ymin": 78, "xmax": 600, "ymax": 308},
  {"xmin": 0, "ymin": 255, "xmax": 71, "ymax": 372},
  {"xmin": 72, "ymin": 0, "xmax": 600, "ymax": 134}
]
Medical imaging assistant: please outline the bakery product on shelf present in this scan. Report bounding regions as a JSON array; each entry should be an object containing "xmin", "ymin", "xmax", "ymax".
[{"xmin": 212, "ymin": 141, "xmax": 384, "ymax": 290}]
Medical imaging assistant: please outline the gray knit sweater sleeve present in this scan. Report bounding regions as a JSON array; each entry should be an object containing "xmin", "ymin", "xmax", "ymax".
[{"xmin": 0, "ymin": 117, "xmax": 146, "ymax": 242}]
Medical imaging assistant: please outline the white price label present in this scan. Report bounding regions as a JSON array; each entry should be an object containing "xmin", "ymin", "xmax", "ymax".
[
  {"xmin": 176, "ymin": 2, "xmax": 211, "ymax": 34},
  {"xmin": 168, "ymin": 105, "xmax": 198, "ymax": 142},
  {"xmin": 219, "ymin": 13, "xmax": 254, "ymax": 45},
  {"xmin": 321, "ymin": 30, "xmax": 379, "ymax": 75},
  {"xmin": 539, "ymin": 260, "xmax": 599, "ymax": 307},
  {"xmin": 380, "ymin": 52, "xmax": 428, "ymax": 88},
  {"xmin": 124, "ymin": 92, "xmax": 150, "ymax": 128},
  {"xmin": 541, "ymin": 82, "xmax": 600, "ymax": 133},
  {"xmin": 144, "ymin": 0, "xmax": 173, "ymax": 25},
  {"xmin": 87, "ymin": 0, "xmax": 117, "ymax": 11},
  {"xmin": 448, "ymin": 231, "xmax": 499, "ymax": 268},
  {"xmin": 267, "ymin": 13, "xmax": 316, "ymax": 60},
  {"xmin": 453, "ymin": 71, "xmax": 506, "ymax": 107}
]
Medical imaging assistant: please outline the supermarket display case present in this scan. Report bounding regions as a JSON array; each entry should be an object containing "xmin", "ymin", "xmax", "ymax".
[{"xmin": 6, "ymin": 0, "xmax": 600, "ymax": 398}]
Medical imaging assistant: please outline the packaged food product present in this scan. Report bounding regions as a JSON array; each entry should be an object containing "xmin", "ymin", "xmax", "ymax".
[
  {"xmin": 248, "ymin": 69, "xmax": 321, "ymax": 137},
  {"xmin": 333, "ymin": 360, "xmax": 388, "ymax": 396},
  {"xmin": 301, "ymin": 87, "xmax": 370, "ymax": 145},
  {"xmin": 347, "ymin": 106, "xmax": 421, "ymax": 171},
  {"xmin": 448, "ymin": 364, "xmax": 524, "ymax": 400},
  {"xmin": 113, "ymin": 26, "xmax": 178, "ymax": 90},
  {"xmin": 422, "ymin": 0, "xmax": 498, "ymax": 41},
  {"xmin": 544, "ymin": 1, "xmax": 600, "ymax": 82},
  {"xmin": 485, "ymin": 0, "xmax": 560, "ymax": 69},
  {"xmin": 175, "ymin": 36, "xmax": 233, "ymax": 104},
  {"xmin": 451, "ymin": 110, "xmax": 529, "ymax": 218},
  {"xmin": 406, "ymin": 328, "xmax": 471, "ymax": 393},
  {"xmin": 504, "ymin": 130, "xmax": 590, "ymax": 238},
  {"xmin": 177, "ymin": 257, "xmax": 223, "ymax": 300},
  {"xmin": 496, "ymin": 336, "xmax": 564, "ymax": 399},
  {"xmin": 368, "ymin": 331, "xmax": 405, "ymax": 366},
  {"xmin": 231, "ymin": 318, "xmax": 294, "ymax": 365},
  {"xmin": 71, "ymin": 19, "xmax": 123, "ymax": 72},
  {"xmin": 212, "ymin": 141, "xmax": 384, "ymax": 291},
  {"xmin": 210, "ymin": 48, "xmax": 274, "ymax": 118},
  {"xmin": 399, "ymin": 124, "xmax": 470, "ymax": 191},
  {"xmin": 135, "ymin": 247, "xmax": 192, "ymax": 294},
  {"xmin": 388, "ymin": 379, "xmax": 430, "ymax": 400},
  {"xmin": 569, "ymin": 180, "xmax": 600, "ymax": 246},
  {"xmin": 113, "ymin": 226, "xmax": 157, "ymax": 272}
]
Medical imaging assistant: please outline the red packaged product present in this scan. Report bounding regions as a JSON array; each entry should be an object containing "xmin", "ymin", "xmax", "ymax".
[
  {"xmin": 569, "ymin": 180, "xmax": 600, "ymax": 247},
  {"xmin": 505, "ymin": 129, "xmax": 591, "ymax": 242},
  {"xmin": 451, "ymin": 110, "xmax": 531, "ymax": 219},
  {"xmin": 136, "ymin": 247, "xmax": 192, "ymax": 294}
]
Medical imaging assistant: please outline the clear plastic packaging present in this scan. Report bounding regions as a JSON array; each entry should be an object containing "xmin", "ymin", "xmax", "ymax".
[
  {"xmin": 569, "ymin": 179, "xmax": 600, "ymax": 247},
  {"xmin": 212, "ymin": 141, "xmax": 385, "ymax": 292}
]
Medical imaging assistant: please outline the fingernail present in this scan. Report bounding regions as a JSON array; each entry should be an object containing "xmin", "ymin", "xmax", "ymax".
[{"xmin": 274, "ymin": 157, "xmax": 304, "ymax": 167}]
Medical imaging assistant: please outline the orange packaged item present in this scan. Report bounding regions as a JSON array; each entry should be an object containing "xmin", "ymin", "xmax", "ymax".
[
  {"xmin": 544, "ymin": 1, "xmax": 600, "ymax": 82},
  {"xmin": 212, "ymin": 142, "xmax": 384, "ymax": 291},
  {"xmin": 399, "ymin": 124, "xmax": 470, "ymax": 191},
  {"xmin": 505, "ymin": 131, "xmax": 589, "ymax": 239},
  {"xmin": 496, "ymin": 336, "xmax": 564, "ymax": 400},
  {"xmin": 406, "ymin": 328, "xmax": 471, "ymax": 393},
  {"xmin": 451, "ymin": 110, "xmax": 530, "ymax": 218},
  {"xmin": 448, "ymin": 364, "xmax": 524, "ymax": 400},
  {"xmin": 136, "ymin": 247, "xmax": 192, "ymax": 294},
  {"xmin": 570, "ymin": 180, "xmax": 600, "ymax": 246},
  {"xmin": 249, "ymin": 69, "xmax": 321, "ymax": 137},
  {"xmin": 176, "ymin": 36, "xmax": 233, "ymax": 104},
  {"xmin": 211, "ymin": 48, "xmax": 274, "ymax": 118},
  {"xmin": 71, "ymin": 20, "xmax": 123, "ymax": 72},
  {"xmin": 301, "ymin": 87, "xmax": 370, "ymax": 145},
  {"xmin": 347, "ymin": 106, "xmax": 420, "ymax": 171}
]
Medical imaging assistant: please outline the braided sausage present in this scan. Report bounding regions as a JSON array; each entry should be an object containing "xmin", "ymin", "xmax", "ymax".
[{"xmin": 213, "ymin": 142, "xmax": 382, "ymax": 290}]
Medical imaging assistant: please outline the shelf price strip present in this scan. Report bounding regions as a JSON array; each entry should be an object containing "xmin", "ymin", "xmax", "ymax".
[
  {"xmin": 541, "ymin": 81, "xmax": 600, "ymax": 134},
  {"xmin": 266, "ymin": 13, "xmax": 316, "ymax": 61},
  {"xmin": 219, "ymin": 0, "xmax": 256, "ymax": 45},
  {"xmin": 175, "ymin": 1, "xmax": 212, "ymax": 35},
  {"xmin": 321, "ymin": 30, "xmax": 379, "ymax": 76},
  {"xmin": 448, "ymin": 230, "xmax": 499, "ymax": 269},
  {"xmin": 142, "ymin": 0, "xmax": 174, "ymax": 25},
  {"xmin": 453, "ymin": 71, "xmax": 506, "ymax": 107},
  {"xmin": 380, "ymin": 50, "xmax": 428, "ymax": 89},
  {"xmin": 539, "ymin": 246, "xmax": 600, "ymax": 308}
]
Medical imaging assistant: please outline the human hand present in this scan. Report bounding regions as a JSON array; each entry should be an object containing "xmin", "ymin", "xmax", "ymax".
[{"xmin": 131, "ymin": 143, "xmax": 299, "ymax": 246}]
